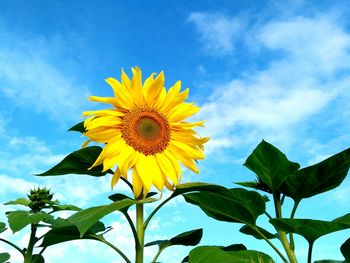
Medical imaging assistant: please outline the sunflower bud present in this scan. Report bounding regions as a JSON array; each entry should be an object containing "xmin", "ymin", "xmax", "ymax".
[{"xmin": 27, "ymin": 187, "xmax": 54, "ymax": 213}]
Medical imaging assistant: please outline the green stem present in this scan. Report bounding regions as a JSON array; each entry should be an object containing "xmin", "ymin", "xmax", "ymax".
[
  {"xmin": 24, "ymin": 224, "xmax": 37, "ymax": 263},
  {"xmin": 135, "ymin": 203, "xmax": 144, "ymax": 263},
  {"xmin": 0, "ymin": 238, "xmax": 24, "ymax": 256},
  {"xmin": 151, "ymin": 245, "xmax": 167, "ymax": 263},
  {"xmin": 123, "ymin": 211, "xmax": 138, "ymax": 248},
  {"xmin": 96, "ymin": 236, "xmax": 131, "ymax": 263},
  {"xmin": 289, "ymin": 200, "xmax": 300, "ymax": 251},
  {"xmin": 307, "ymin": 242, "xmax": 314, "ymax": 263},
  {"xmin": 273, "ymin": 193, "xmax": 298, "ymax": 263},
  {"xmin": 253, "ymin": 227, "xmax": 288, "ymax": 263},
  {"xmin": 144, "ymin": 194, "xmax": 174, "ymax": 230}
]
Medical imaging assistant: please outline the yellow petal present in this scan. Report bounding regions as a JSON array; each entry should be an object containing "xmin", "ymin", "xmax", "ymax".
[
  {"xmin": 168, "ymin": 146, "xmax": 199, "ymax": 174},
  {"xmin": 135, "ymin": 155, "xmax": 155, "ymax": 192},
  {"xmin": 83, "ymin": 109, "xmax": 124, "ymax": 117},
  {"xmin": 105, "ymin": 78, "xmax": 133, "ymax": 109},
  {"xmin": 170, "ymin": 140, "xmax": 205, "ymax": 160},
  {"xmin": 111, "ymin": 168, "xmax": 121, "ymax": 189},
  {"xmin": 144, "ymin": 71, "xmax": 164, "ymax": 106},
  {"xmin": 164, "ymin": 149, "xmax": 182, "ymax": 181},
  {"xmin": 121, "ymin": 68, "xmax": 131, "ymax": 87},
  {"xmin": 132, "ymin": 168, "xmax": 143, "ymax": 198},
  {"xmin": 168, "ymin": 103, "xmax": 200, "ymax": 123},
  {"xmin": 131, "ymin": 67, "xmax": 144, "ymax": 105},
  {"xmin": 156, "ymin": 153, "xmax": 178, "ymax": 185}
]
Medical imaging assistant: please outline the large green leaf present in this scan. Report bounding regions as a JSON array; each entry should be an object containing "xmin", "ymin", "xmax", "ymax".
[
  {"xmin": 270, "ymin": 217, "xmax": 350, "ymax": 243},
  {"xmin": 244, "ymin": 140, "xmax": 300, "ymax": 193},
  {"xmin": 7, "ymin": 211, "xmax": 53, "ymax": 233},
  {"xmin": 341, "ymin": 237, "xmax": 350, "ymax": 260},
  {"xmin": 0, "ymin": 222, "xmax": 6, "ymax": 233},
  {"xmin": 39, "ymin": 221, "xmax": 105, "ymax": 247},
  {"xmin": 239, "ymin": 225, "xmax": 277, "ymax": 240},
  {"xmin": 188, "ymin": 246, "xmax": 274, "ymax": 263},
  {"xmin": 68, "ymin": 121, "xmax": 86, "ymax": 133},
  {"xmin": 4, "ymin": 198, "xmax": 31, "ymax": 207},
  {"xmin": 36, "ymin": 146, "xmax": 111, "ymax": 177},
  {"xmin": 184, "ymin": 188, "xmax": 265, "ymax": 226},
  {"xmin": 0, "ymin": 253, "xmax": 10, "ymax": 263},
  {"xmin": 281, "ymin": 147, "xmax": 350, "ymax": 201},
  {"xmin": 68, "ymin": 199, "xmax": 135, "ymax": 236},
  {"xmin": 145, "ymin": 229, "xmax": 203, "ymax": 249}
]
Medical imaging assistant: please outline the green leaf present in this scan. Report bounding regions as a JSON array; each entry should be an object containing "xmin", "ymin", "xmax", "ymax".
[
  {"xmin": 174, "ymin": 182, "xmax": 227, "ymax": 196},
  {"xmin": 51, "ymin": 204, "xmax": 81, "ymax": 212},
  {"xmin": 235, "ymin": 181, "xmax": 259, "ymax": 190},
  {"xmin": 188, "ymin": 246, "xmax": 275, "ymax": 263},
  {"xmin": 68, "ymin": 199, "xmax": 135, "ymax": 236},
  {"xmin": 244, "ymin": 140, "xmax": 300, "ymax": 193},
  {"xmin": 36, "ymin": 146, "xmax": 111, "ymax": 177},
  {"xmin": 108, "ymin": 193, "xmax": 132, "ymax": 202},
  {"xmin": 184, "ymin": 188, "xmax": 265, "ymax": 226},
  {"xmin": 341, "ymin": 237, "xmax": 350, "ymax": 260},
  {"xmin": 239, "ymin": 225, "xmax": 277, "ymax": 240},
  {"xmin": 0, "ymin": 222, "xmax": 6, "ymax": 233},
  {"xmin": 68, "ymin": 121, "xmax": 86, "ymax": 133},
  {"xmin": 32, "ymin": 254, "xmax": 45, "ymax": 263},
  {"xmin": 145, "ymin": 229, "xmax": 203, "ymax": 249},
  {"xmin": 314, "ymin": 261, "xmax": 344, "ymax": 263},
  {"xmin": 270, "ymin": 218, "xmax": 350, "ymax": 243},
  {"xmin": 7, "ymin": 211, "xmax": 53, "ymax": 233},
  {"xmin": 281, "ymin": 147, "xmax": 350, "ymax": 201},
  {"xmin": 0, "ymin": 253, "xmax": 10, "ymax": 263},
  {"xmin": 39, "ymin": 221, "xmax": 105, "ymax": 247},
  {"xmin": 4, "ymin": 198, "xmax": 31, "ymax": 207}
]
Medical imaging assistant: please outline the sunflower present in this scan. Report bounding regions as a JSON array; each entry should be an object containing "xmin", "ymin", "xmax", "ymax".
[{"xmin": 83, "ymin": 67, "xmax": 208, "ymax": 197}]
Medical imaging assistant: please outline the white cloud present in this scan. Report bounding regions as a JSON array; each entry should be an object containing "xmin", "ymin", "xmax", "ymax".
[
  {"xmin": 196, "ymin": 13, "xmax": 350, "ymax": 158},
  {"xmin": 188, "ymin": 12, "xmax": 244, "ymax": 55}
]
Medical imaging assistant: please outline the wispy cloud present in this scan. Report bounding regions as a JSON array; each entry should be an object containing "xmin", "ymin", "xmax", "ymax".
[
  {"xmin": 193, "ymin": 13, "xmax": 350, "ymax": 160},
  {"xmin": 188, "ymin": 12, "xmax": 245, "ymax": 55}
]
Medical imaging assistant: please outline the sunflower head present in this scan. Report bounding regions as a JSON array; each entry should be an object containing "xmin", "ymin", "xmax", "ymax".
[{"xmin": 83, "ymin": 67, "xmax": 208, "ymax": 198}]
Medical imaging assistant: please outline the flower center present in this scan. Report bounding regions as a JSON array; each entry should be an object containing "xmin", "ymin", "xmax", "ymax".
[{"xmin": 121, "ymin": 107, "xmax": 171, "ymax": 155}]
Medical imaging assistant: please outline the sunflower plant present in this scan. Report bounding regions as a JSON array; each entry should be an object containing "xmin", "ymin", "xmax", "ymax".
[{"xmin": 37, "ymin": 67, "xmax": 213, "ymax": 263}]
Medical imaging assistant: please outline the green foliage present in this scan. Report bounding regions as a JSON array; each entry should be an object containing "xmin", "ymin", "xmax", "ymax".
[
  {"xmin": 39, "ymin": 222, "xmax": 106, "ymax": 247},
  {"xmin": 341, "ymin": 238, "xmax": 350, "ymax": 261},
  {"xmin": 145, "ymin": 228, "xmax": 203, "ymax": 249},
  {"xmin": 184, "ymin": 188, "xmax": 266, "ymax": 226},
  {"xmin": 32, "ymin": 254, "xmax": 45, "ymax": 263},
  {"xmin": 4, "ymin": 198, "xmax": 31, "ymax": 207},
  {"xmin": 36, "ymin": 146, "xmax": 111, "ymax": 177},
  {"xmin": 270, "ymin": 217, "xmax": 350, "ymax": 243},
  {"xmin": 0, "ymin": 222, "xmax": 6, "ymax": 234},
  {"xmin": 280, "ymin": 147, "xmax": 350, "ymax": 201},
  {"xmin": 244, "ymin": 140, "xmax": 300, "ymax": 193},
  {"xmin": 187, "ymin": 246, "xmax": 275, "ymax": 263},
  {"xmin": 68, "ymin": 121, "xmax": 86, "ymax": 133},
  {"xmin": 0, "ymin": 253, "xmax": 10, "ymax": 263},
  {"xmin": 68, "ymin": 199, "xmax": 135, "ymax": 237},
  {"xmin": 7, "ymin": 211, "xmax": 53, "ymax": 233},
  {"xmin": 239, "ymin": 225, "xmax": 277, "ymax": 240}
]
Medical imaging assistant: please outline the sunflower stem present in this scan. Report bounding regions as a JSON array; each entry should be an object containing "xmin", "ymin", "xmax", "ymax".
[
  {"xmin": 273, "ymin": 193, "xmax": 298, "ymax": 263},
  {"xmin": 135, "ymin": 203, "xmax": 144, "ymax": 263},
  {"xmin": 24, "ymin": 223, "xmax": 37, "ymax": 263}
]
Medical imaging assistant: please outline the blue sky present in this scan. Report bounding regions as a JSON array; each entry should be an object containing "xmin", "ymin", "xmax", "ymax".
[{"xmin": 1, "ymin": 0, "xmax": 350, "ymax": 262}]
